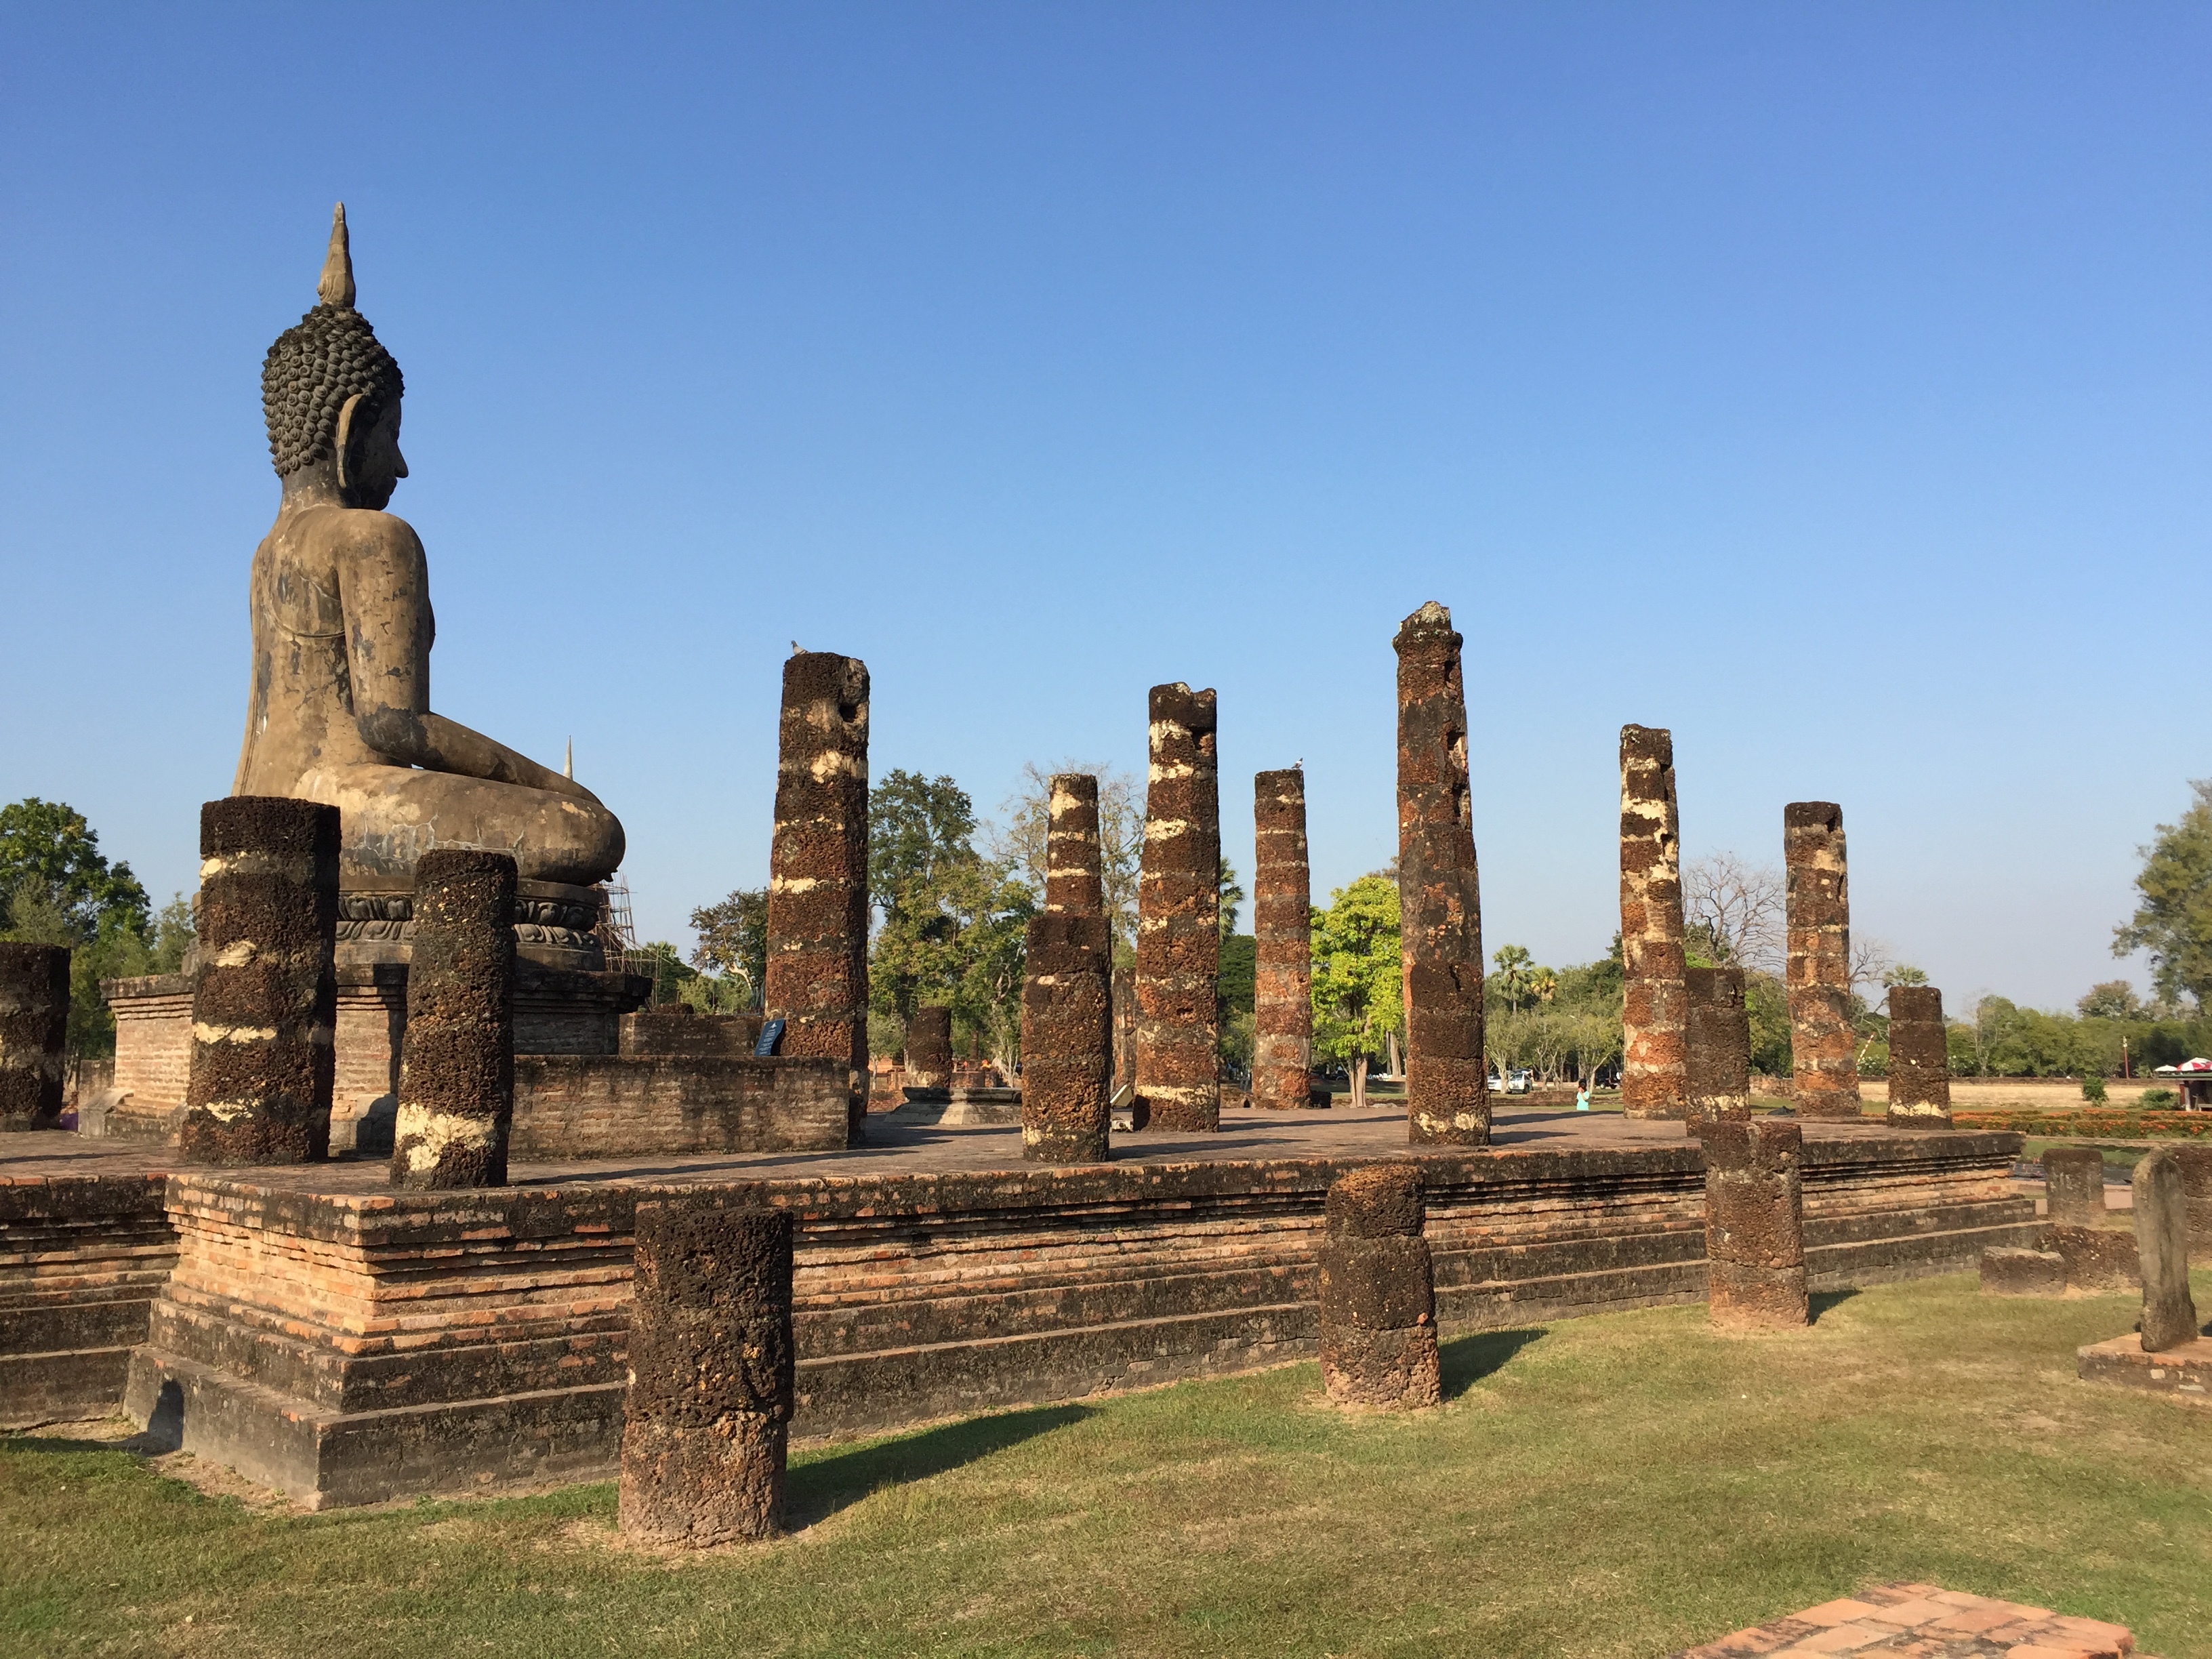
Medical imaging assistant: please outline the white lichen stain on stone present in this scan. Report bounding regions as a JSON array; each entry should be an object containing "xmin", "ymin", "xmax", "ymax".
[
  {"xmin": 194, "ymin": 1022, "xmax": 278, "ymax": 1045},
  {"xmin": 392, "ymin": 1103, "xmax": 496, "ymax": 1172},
  {"xmin": 200, "ymin": 851, "xmax": 316, "ymax": 882},
  {"xmin": 211, "ymin": 940, "xmax": 261, "ymax": 968}
]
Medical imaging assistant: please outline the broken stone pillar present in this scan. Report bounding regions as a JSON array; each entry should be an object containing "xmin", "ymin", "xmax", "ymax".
[
  {"xmin": 1044, "ymin": 772, "xmax": 1105, "ymax": 918},
  {"xmin": 2044, "ymin": 1146, "xmax": 2108, "ymax": 1227},
  {"xmin": 1980, "ymin": 1248, "xmax": 2066, "ymax": 1296},
  {"xmin": 390, "ymin": 849, "xmax": 516, "ymax": 1189},
  {"xmin": 1252, "ymin": 767, "xmax": 1313, "ymax": 1113},
  {"xmin": 1685, "ymin": 966, "xmax": 1751, "ymax": 1129},
  {"xmin": 764, "ymin": 651, "xmax": 871, "ymax": 1139},
  {"xmin": 1133, "ymin": 683, "xmax": 1220, "ymax": 1132},
  {"xmin": 0, "ymin": 943, "xmax": 69, "ymax": 1132},
  {"xmin": 1021, "ymin": 912, "xmax": 1113, "ymax": 1164},
  {"xmin": 1885, "ymin": 985, "xmax": 1952, "ymax": 1128},
  {"xmin": 619, "ymin": 1201, "xmax": 794, "ymax": 1545},
  {"xmin": 1782, "ymin": 802, "xmax": 1862, "ymax": 1120},
  {"xmin": 2132, "ymin": 1149, "xmax": 2200, "ymax": 1353},
  {"xmin": 1394, "ymin": 602, "xmax": 1486, "ymax": 1146},
  {"xmin": 2175, "ymin": 1145, "xmax": 2212, "ymax": 1264},
  {"xmin": 1318, "ymin": 1164, "xmax": 1441, "ymax": 1409},
  {"xmin": 179, "ymin": 796, "xmax": 339, "ymax": 1164},
  {"xmin": 1620, "ymin": 725, "xmax": 1687, "ymax": 1120},
  {"xmin": 1702, "ymin": 1118, "xmax": 1809, "ymax": 1329},
  {"xmin": 902, "ymin": 1004, "xmax": 952, "ymax": 1098}
]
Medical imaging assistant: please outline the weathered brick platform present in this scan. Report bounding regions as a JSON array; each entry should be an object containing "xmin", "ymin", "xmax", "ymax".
[
  {"xmin": 0, "ymin": 1111, "xmax": 2039, "ymax": 1503},
  {"xmin": 1677, "ymin": 1580, "xmax": 2155, "ymax": 1657}
]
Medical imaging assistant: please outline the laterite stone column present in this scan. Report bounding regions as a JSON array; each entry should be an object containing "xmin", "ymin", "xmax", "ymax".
[
  {"xmin": 1620, "ymin": 725, "xmax": 1687, "ymax": 1120},
  {"xmin": 1685, "ymin": 966, "xmax": 1750, "ymax": 1129},
  {"xmin": 764, "ymin": 651, "xmax": 871, "ymax": 1138},
  {"xmin": 1395, "ymin": 602, "xmax": 1486, "ymax": 1145},
  {"xmin": 1885, "ymin": 985, "xmax": 1952, "ymax": 1128},
  {"xmin": 1024, "ymin": 772, "xmax": 1113, "ymax": 1162},
  {"xmin": 180, "ymin": 796, "xmax": 338, "ymax": 1164},
  {"xmin": 2043, "ymin": 1146, "xmax": 2108, "ymax": 1228},
  {"xmin": 1783, "ymin": 802, "xmax": 1862, "ymax": 1120},
  {"xmin": 1317, "ymin": 1164, "xmax": 1441, "ymax": 1409},
  {"xmin": 903, "ymin": 1004, "xmax": 952, "ymax": 1097},
  {"xmin": 0, "ymin": 943, "xmax": 70, "ymax": 1131},
  {"xmin": 1133, "ymin": 684, "xmax": 1220, "ymax": 1132},
  {"xmin": 1702, "ymin": 1118, "xmax": 1809, "ymax": 1330},
  {"xmin": 2132, "ymin": 1149, "xmax": 2199, "ymax": 1353},
  {"xmin": 1252, "ymin": 766, "xmax": 1313, "ymax": 1113},
  {"xmin": 620, "ymin": 1202, "xmax": 795, "ymax": 1545},
  {"xmin": 390, "ymin": 849, "xmax": 515, "ymax": 1188}
]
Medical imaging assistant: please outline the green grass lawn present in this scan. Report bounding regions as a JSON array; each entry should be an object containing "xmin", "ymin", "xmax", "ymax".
[{"xmin": 6, "ymin": 1271, "xmax": 2209, "ymax": 1659}]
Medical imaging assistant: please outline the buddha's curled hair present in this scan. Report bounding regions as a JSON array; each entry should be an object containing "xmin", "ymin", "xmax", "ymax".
[{"xmin": 261, "ymin": 304, "xmax": 405, "ymax": 477}]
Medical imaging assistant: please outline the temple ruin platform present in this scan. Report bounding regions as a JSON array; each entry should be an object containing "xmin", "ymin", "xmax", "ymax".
[{"xmin": 1, "ymin": 1109, "xmax": 2042, "ymax": 1509}]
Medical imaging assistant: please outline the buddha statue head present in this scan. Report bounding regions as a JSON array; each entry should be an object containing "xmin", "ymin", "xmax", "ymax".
[{"xmin": 261, "ymin": 205, "xmax": 408, "ymax": 510}]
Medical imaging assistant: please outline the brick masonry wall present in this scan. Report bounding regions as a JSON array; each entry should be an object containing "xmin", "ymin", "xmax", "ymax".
[
  {"xmin": 104, "ymin": 1130, "xmax": 2041, "ymax": 1504},
  {"xmin": 510, "ymin": 1055, "xmax": 850, "ymax": 1158},
  {"xmin": 1, "ymin": 1172, "xmax": 178, "ymax": 1422}
]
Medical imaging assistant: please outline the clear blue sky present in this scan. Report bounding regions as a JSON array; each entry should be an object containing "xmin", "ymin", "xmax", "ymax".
[{"xmin": 3, "ymin": 4, "xmax": 2206, "ymax": 1011}]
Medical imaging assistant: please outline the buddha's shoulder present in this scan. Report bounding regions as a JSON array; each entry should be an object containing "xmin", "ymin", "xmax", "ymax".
[{"xmin": 287, "ymin": 504, "xmax": 426, "ymax": 557}]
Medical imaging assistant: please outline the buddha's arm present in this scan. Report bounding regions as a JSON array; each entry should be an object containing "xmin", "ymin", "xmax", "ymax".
[{"xmin": 340, "ymin": 515, "xmax": 601, "ymax": 804}]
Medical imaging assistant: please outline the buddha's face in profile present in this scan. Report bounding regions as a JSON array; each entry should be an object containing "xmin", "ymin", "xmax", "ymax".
[{"xmin": 343, "ymin": 396, "xmax": 409, "ymax": 512}]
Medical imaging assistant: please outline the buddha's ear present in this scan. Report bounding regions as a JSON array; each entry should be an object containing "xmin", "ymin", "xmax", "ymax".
[{"xmin": 334, "ymin": 392, "xmax": 367, "ymax": 495}]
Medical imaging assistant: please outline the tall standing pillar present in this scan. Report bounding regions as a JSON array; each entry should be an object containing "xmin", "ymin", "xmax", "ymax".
[
  {"xmin": 0, "ymin": 943, "xmax": 70, "ymax": 1132},
  {"xmin": 1395, "ymin": 602, "xmax": 1486, "ymax": 1146},
  {"xmin": 1885, "ymin": 985, "xmax": 1952, "ymax": 1128},
  {"xmin": 1023, "ymin": 773, "xmax": 1113, "ymax": 1163},
  {"xmin": 1783, "ymin": 802, "xmax": 1862, "ymax": 1120},
  {"xmin": 1620, "ymin": 726, "xmax": 1687, "ymax": 1119},
  {"xmin": 180, "ymin": 796, "xmax": 338, "ymax": 1164},
  {"xmin": 1685, "ymin": 966, "xmax": 1751, "ymax": 1128},
  {"xmin": 1252, "ymin": 767, "xmax": 1313, "ymax": 1113},
  {"xmin": 764, "ymin": 651, "xmax": 871, "ymax": 1139},
  {"xmin": 390, "ymin": 848, "xmax": 516, "ymax": 1189},
  {"xmin": 1133, "ymin": 684, "xmax": 1220, "ymax": 1132},
  {"xmin": 2132, "ymin": 1149, "xmax": 2200, "ymax": 1353}
]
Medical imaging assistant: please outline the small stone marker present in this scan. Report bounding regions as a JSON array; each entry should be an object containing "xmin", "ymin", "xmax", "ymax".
[
  {"xmin": 1684, "ymin": 965, "xmax": 1751, "ymax": 1130},
  {"xmin": 902, "ymin": 1004, "xmax": 952, "ymax": 1099},
  {"xmin": 1884, "ymin": 985, "xmax": 1952, "ymax": 1128},
  {"xmin": 390, "ymin": 849, "xmax": 516, "ymax": 1189},
  {"xmin": 1701, "ymin": 1118, "xmax": 1809, "ymax": 1329},
  {"xmin": 180, "ymin": 796, "xmax": 339, "ymax": 1164},
  {"xmin": 1395, "ymin": 602, "xmax": 1487, "ymax": 1146},
  {"xmin": 2042, "ymin": 1145, "xmax": 2107, "ymax": 1227},
  {"xmin": 1317, "ymin": 1163, "xmax": 1441, "ymax": 1409},
  {"xmin": 0, "ymin": 942, "xmax": 69, "ymax": 1132},
  {"xmin": 620, "ymin": 1201, "xmax": 794, "ymax": 1545},
  {"xmin": 1133, "ymin": 686, "xmax": 1221, "ymax": 1132},
  {"xmin": 2133, "ymin": 1147, "xmax": 2200, "ymax": 1353},
  {"xmin": 1980, "ymin": 1246, "xmax": 2065, "ymax": 1297},
  {"xmin": 1782, "ymin": 802, "xmax": 1862, "ymax": 1120}
]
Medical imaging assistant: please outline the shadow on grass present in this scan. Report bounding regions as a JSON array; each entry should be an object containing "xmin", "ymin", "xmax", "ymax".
[
  {"xmin": 1809, "ymin": 1287, "xmax": 1860, "ymax": 1324},
  {"xmin": 1439, "ymin": 1327, "xmax": 1545, "ymax": 1399},
  {"xmin": 787, "ymin": 1402, "xmax": 1094, "ymax": 1527}
]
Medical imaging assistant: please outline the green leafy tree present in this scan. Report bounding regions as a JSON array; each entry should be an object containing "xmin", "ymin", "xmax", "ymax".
[
  {"xmin": 689, "ymin": 888, "xmax": 768, "ymax": 1009},
  {"xmin": 1218, "ymin": 858, "xmax": 1244, "ymax": 943},
  {"xmin": 870, "ymin": 772, "xmax": 977, "ymax": 922},
  {"xmin": 1310, "ymin": 875, "xmax": 1402, "ymax": 1109},
  {"xmin": 2077, "ymin": 979, "xmax": 2147, "ymax": 1021},
  {"xmin": 0, "ymin": 798, "xmax": 150, "ymax": 939},
  {"xmin": 1490, "ymin": 943, "xmax": 1536, "ymax": 1014},
  {"xmin": 2114, "ymin": 780, "xmax": 2212, "ymax": 1009},
  {"xmin": 1217, "ymin": 931, "xmax": 1256, "ymax": 1079}
]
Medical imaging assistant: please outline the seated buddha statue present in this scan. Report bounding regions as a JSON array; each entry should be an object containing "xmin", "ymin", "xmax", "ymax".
[{"xmin": 232, "ymin": 207, "xmax": 624, "ymax": 899}]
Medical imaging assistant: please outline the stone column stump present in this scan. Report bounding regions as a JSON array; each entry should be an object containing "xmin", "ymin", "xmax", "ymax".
[
  {"xmin": 2171, "ymin": 1144, "xmax": 2211, "ymax": 1264},
  {"xmin": 903, "ymin": 1005, "xmax": 952, "ymax": 1099},
  {"xmin": 390, "ymin": 849, "xmax": 516, "ymax": 1189},
  {"xmin": 1885, "ymin": 985, "xmax": 1952, "ymax": 1128},
  {"xmin": 2045, "ymin": 1145, "xmax": 2139, "ymax": 1292},
  {"xmin": 619, "ymin": 1202, "xmax": 795, "ymax": 1546},
  {"xmin": 1021, "ymin": 912, "xmax": 1113, "ymax": 1164},
  {"xmin": 1620, "ymin": 725, "xmax": 1687, "ymax": 1120},
  {"xmin": 1317, "ymin": 1164, "xmax": 1441, "ymax": 1409},
  {"xmin": 1394, "ymin": 602, "xmax": 1486, "ymax": 1146},
  {"xmin": 2132, "ymin": 1149, "xmax": 2200, "ymax": 1353},
  {"xmin": 1133, "ymin": 684, "xmax": 1221, "ymax": 1132},
  {"xmin": 1685, "ymin": 966, "xmax": 1751, "ymax": 1130},
  {"xmin": 0, "ymin": 943, "xmax": 70, "ymax": 1132},
  {"xmin": 1702, "ymin": 1118, "xmax": 1809, "ymax": 1330},
  {"xmin": 180, "ymin": 796, "xmax": 340, "ymax": 1164},
  {"xmin": 1782, "ymin": 802, "xmax": 1862, "ymax": 1120},
  {"xmin": 1252, "ymin": 767, "xmax": 1314, "ymax": 1113},
  {"xmin": 764, "ymin": 651, "xmax": 871, "ymax": 1139}
]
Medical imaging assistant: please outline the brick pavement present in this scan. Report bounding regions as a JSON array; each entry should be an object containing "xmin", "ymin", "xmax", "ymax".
[{"xmin": 1677, "ymin": 1582, "xmax": 2156, "ymax": 1658}]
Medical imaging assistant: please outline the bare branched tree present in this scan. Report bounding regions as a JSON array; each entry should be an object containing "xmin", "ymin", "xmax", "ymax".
[
  {"xmin": 990, "ymin": 761, "xmax": 1145, "ymax": 953},
  {"xmin": 1681, "ymin": 851, "xmax": 1786, "ymax": 972},
  {"xmin": 1849, "ymin": 935, "xmax": 1894, "ymax": 1004}
]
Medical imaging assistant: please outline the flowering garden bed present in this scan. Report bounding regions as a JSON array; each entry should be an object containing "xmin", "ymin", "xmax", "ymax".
[{"xmin": 1950, "ymin": 1107, "xmax": 2212, "ymax": 1138}]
